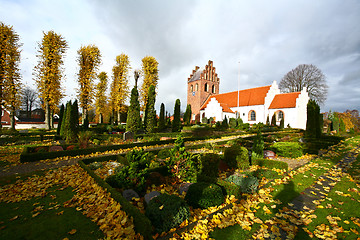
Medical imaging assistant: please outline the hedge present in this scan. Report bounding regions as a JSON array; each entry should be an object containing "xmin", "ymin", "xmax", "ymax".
[
  {"xmin": 252, "ymin": 158, "xmax": 288, "ymax": 171},
  {"xmin": 78, "ymin": 161, "xmax": 153, "ymax": 239}
]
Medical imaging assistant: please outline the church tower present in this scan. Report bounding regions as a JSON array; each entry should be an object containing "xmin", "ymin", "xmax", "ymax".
[{"xmin": 187, "ymin": 60, "xmax": 220, "ymax": 122}]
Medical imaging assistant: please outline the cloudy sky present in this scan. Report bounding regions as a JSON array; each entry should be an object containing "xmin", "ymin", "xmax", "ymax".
[{"xmin": 1, "ymin": 0, "xmax": 359, "ymax": 113}]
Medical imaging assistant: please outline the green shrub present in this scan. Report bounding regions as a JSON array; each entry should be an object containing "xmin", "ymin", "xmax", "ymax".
[
  {"xmin": 271, "ymin": 142, "xmax": 303, "ymax": 158},
  {"xmin": 251, "ymin": 168, "xmax": 281, "ymax": 179},
  {"xmin": 229, "ymin": 118, "xmax": 237, "ymax": 128},
  {"xmin": 223, "ymin": 145, "xmax": 249, "ymax": 169},
  {"xmin": 197, "ymin": 153, "xmax": 220, "ymax": 183},
  {"xmin": 252, "ymin": 158, "xmax": 288, "ymax": 170},
  {"xmin": 226, "ymin": 174, "xmax": 259, "ymax": 194},
  {"xmin": 185, "ymin": 182, "xmax": 224, "ymax": 209},
  {"xmin": 146, "ymin": 194, "xmax": 190, "ymax": 233},
  {"xmin": 217, "ymin": 180, "xmax": 242, "ymax": 199},
  {"xmin": 157, "ymin": 148, "xmax": 171, "ymax": 159},
  {"xmin": 252, "ymin": 130, "xmax": 264, "ymax": 156}
]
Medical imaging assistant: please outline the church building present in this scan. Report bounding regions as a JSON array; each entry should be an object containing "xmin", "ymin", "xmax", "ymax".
[{"xmin": 187, "ymin": 60, "xmax": 309, "ymax": 129}]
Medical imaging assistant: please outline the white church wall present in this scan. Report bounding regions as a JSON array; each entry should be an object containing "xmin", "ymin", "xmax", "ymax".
[
  {"xmin": 201, "ymin": 98, "xmax": 224, "ymax": 122},
  {"xmin": 231, "ymin": 105, "xmax": 265, "ymax": 124}
]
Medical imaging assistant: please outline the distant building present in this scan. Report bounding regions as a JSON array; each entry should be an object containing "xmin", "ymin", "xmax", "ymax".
[{"xmin": 187, "ymin": 60, "xmax": 310, "ymax": 129}]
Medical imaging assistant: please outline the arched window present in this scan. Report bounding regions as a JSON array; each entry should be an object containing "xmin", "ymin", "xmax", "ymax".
[
  {"xmin": 212, "ymin": 85, "xmax": 215, "ymax": 93},
  {"xmin": 195, "ymin": 83, "xmax": 198, "ymax": 91},
  {"xmin": 277, "ymin": 111, "xmax": 284, "ymax": 121},
  {"xmin": 248, "ymin": 110, "xmax": 256, "ymax": 121},
  {"xmin": 190, "ymin": 85, "xmax": 193, "ymax": 92},
  {"xmin": 204, "ymin": 83, "xmax": 208, "ymax": 92}
]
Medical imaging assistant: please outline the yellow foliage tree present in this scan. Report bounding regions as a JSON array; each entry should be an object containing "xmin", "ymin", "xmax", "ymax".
[
  {"xmin": 110, "ymin": 54, "xmax": 130, "ymax": 125},
  {"xmin": 0, "ymin": 22, "xmax": 22, "ymax": 130},
  {"xmin": 77, "ymin": 45, "xmax": 101, "ymax": 123},
  {"xmin": 95, "ymin": 71, "xmax": 108, "ymax": 124},
  {"xmin": 338, "ymin": 112, "xmax": 355, "ymax": 131},
  {"xmin": 34, "ymin": 30, "xmax": 67, "ymax": 130},
  {"xmin": 140, "ymin": 56, "xmax": 159, "ymax": 111}
]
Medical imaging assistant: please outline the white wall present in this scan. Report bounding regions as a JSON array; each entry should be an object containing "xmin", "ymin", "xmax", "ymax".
[{"xmin": 231, "ymin": 105, "xmax": 266, "ymax": 124}]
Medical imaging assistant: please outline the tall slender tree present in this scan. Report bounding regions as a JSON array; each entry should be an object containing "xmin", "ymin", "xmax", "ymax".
[
  {"xmin": 172, "ymin": 99, "xmax": 181, "ymax": 132},
  {"xmin": 183, "ymin": 104, "xmax": 192, "ymax": 125},
  {"xmin": 0, "ymin": 23, "xmax": 22, "ymax": 130},
  {"xmin": 95, "ymin": 72, "xmax": 108, "ymax": 124},
  {"xmin": 34, "ymin": 30, "xmax": 67, "ymax": 130},
  {"xmin": 145, "ymin": 85, "xmax": 156, "ymax": 133},
  {"xmin": 158, "ymin": 103, "xmax": 166, "ymax": 130},
  {"xmin": 126, "ymin": 71, "xmax": 142, "ymax": 132},
  {"xmin": 140, "ymin": 56, "xmax": 159, "ymax": 111},
  {"xmin": 77, "ymin": 45, "xmax": 101, "ymax": 124},
  {"xmin": 110, "ymin": 54, "xmax": 130, "ymax": 125}
]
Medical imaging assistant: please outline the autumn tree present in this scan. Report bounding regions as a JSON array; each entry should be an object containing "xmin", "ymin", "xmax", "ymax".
[
  {"xmin": 0, "ymin": 23, "xmax": 22, "ymax": 130},
  {"xmin": 126, "ymin": 71, "xmax": 142, "ymax": 133},
  {"xmin": 279, "ymin": 64, "xmax": 328, "ymax": 105},
  {"xmin": 21, "ymin": 86, "xmax": 38, "ymax": 118},
  {"xmin": 77, "ymin": 45, "xmax": 101, "ymax": 124},
  {"xmin": 158, "ymin": 103, "xmax": 166, "ymax": 130},
  {"xmin": 95, "ymin": 72, "xmax": 108, "ymax": 124},
  {"xmin": 140, "ymin": 56, "xmax": 159, "ymax": 111},
  {"xmin": 34, "ymin": 31, "xmax": 67, "ymax": 130},
  {"xmin": 145, "ymin": 85, "xmax": 156, "ymax": 133},
  {"xmin": 110, "ymin": 54, "xmax": 130, "ymax": 125}
]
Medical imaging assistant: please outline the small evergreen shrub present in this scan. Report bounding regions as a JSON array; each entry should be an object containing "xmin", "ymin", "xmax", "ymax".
[
  {"xmin": 271, "ymin": 142, "xmax": 303, "ymax": 158},
  {"xmin": 146, "ymin": 194, "xmax": 190, "ymax": 233},
  {"xmin": 229, "ymin": 118, "xmax": 237, "ymax": 128},
  {"xmin": 217, "ymin": 180, "xmax": 242, "ymax": 199},
  {"xmin": 223, "ymin": 145, "xmax": 249, "ymax": 169},
  {"xmin": 185, "ymin": 182, "xmax": 224, "ymax": 209},
  {"xmin": 226, "ymin": 174, "xmax": 259, "ymax": 194},
  {"xmin": 252, "ymin": 168, "xmax": 280, "ymax": 179},
  {"xmin": 252, "ymin": 130, "xmax": 264, "ymax": 156},
  {"xmin": 88, "ymin": 161, "xmax": 103, "ymax": 170},
  {"xmin": 252, "ymin": 158, "xmax": 288, "ymax": 170},
  {"xmin": 197, "ymin": 153, "xmax": 220, "ymax": 183}
]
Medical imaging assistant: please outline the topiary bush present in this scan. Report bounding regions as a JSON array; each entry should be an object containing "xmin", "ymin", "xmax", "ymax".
[
  {"xmin": 226, "ymin": 174, "xmax": 259, "ymax": 194},
  {"xmin": 146, "ymin": 194, "xmax": 190, "ymax": 233},
  {"xmin": 270, "ymin": 142, "xmax": 303, "ymax": 158},
  {"xmin": 197, "ymin": 153, "xmax": 220, "ymax": 183},
  {"xmin": 223, "ymin": 145, "xmax": 249, "ymax": 170},
  {"xmin": 185, "ymin": 182, "xmax": 224, "ymax": 209},
  {"xmin": 217, "ymin": 180, "xmax": 242, "ymax": 199}
]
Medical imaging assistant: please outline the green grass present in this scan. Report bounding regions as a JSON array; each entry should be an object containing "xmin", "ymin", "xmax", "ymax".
[
  {"xmin": 0, "ymin": 185, "xmax": 104, "ymax": 240},
  {"xmin": 0, "ymin": 170, "xmax": 47, "ymax": 186},
  {"xmin": 347, "ymin": 153, "xmax": 360, "ymax": 184}
]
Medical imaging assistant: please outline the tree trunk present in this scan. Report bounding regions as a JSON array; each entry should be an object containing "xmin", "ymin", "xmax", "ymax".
[
  {"xmin": 99, "ymin": 113, "xmax": 103, "ymax": 124},
  {"xmin": 0, "ymin": 87, "xmax": 2, "ymax": 129},
  {"xmin": 82, "ymin": 107, "xmax": 87, "ymax": 125},
  {"xmin": 117, "ymin": 110, "xmax": 121, "ymax": 125},
  {"xmin": 10, "ymin": 106, "xmax": 16, "ymax": 130},
  {"xmin": 50, "ymin": 109, "xmax": 54, "ymax": 129},
  {"xmin": 45, "ymin": 101, "xmax": 51, "ymax": 130}
]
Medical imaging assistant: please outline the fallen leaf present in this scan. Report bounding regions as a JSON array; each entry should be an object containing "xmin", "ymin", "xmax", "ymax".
[{"xmin": 68, "ymin": 229, "xmax": 77, "ymax": 235}]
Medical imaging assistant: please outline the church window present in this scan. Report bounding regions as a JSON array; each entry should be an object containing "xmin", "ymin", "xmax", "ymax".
[
  {"xmin": 190, "ymin": 85, "xmax": 193, "ymax": 92},
  {"xmin": 212, "ymin": 85, "xmax": 215, "ymax": 93},
  {"xmin": 277, "ymin": 111, "xmax": 284, "ymax": 121},
  {"xmin": 249, "ymin": 110, "xmax": 256, "ymax": 121},
  {"xmin": 195, "ymin": 83, "xmax": 198, "ymax": 91},
  {"xmin": 204, "ymin": 83, "xmax": 208, "ymax": 92}
]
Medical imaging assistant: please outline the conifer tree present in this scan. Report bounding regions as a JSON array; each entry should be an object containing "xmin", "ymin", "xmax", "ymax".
[
  {"xmin": 271, "ymin": 114, "xmax": 277, "ymax": 126},
  {"xmin": 145, "ymin": 85, "xmax": 156, "ymax": 133},
  {"xmin": 158, "ymin": 103, "xmax": 166, "ymax": 130},
  {"xmin": 306, "ymin": 100, "xmax": 321, "ymax": 138},
  {"xmin": 126, "ymin": 86, "xmax": 142, "ymax": 132},
  {"xmin": 172, "ymin": 99, "xmax": 181, "ymax": 132},
  {"xmin": 266, "ymin": 115, "xmax": 270, "ymax": 125},
  {"xmin": 57, "ymin": 104, "xmax": 65, "ymax": 135},
  {"xmin": 34, "ymin": 30, "xmax": 67, "ymax": 130},
  {"xmin": 222, "ymin": 116, "xmax": 229, "ymax": 129},
  {"xmin": 280, "ymin": 117, "xmax": 285, "ymax": 129},
  {"xmin": 183, "ymin": 104, "xmax": 192, "ymax": 125}
]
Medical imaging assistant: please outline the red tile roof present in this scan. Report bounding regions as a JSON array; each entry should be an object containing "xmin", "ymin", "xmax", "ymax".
[
  {"xmin": 200, "ymin": 85, "xmax": 271, "ymax": 110},
  {"xmin": 269, "ymin": 92, "xmax": 301, "ymax": 109}
]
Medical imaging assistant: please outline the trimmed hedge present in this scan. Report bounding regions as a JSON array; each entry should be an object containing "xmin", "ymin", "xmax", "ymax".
[
  {"xmin": 252, "ymin": 158, "xmax": 288, "ymax": 171},
  {"xmin": 217, "ymin": 180, "xmax": 242, "ymax": 199},
  {"xmin": 270, "ymin": 142, "xmax": 303, "ymax": 158},
  {"xmin": 197, "ymin": 153, "xmax": 220, "ymax": 183},
  {"xmin": 78, "ymin": 161, "xmax": 152, "ymax": 239},
  {"xmin": 223, "ymin": 145, "xmax": 249, "ymax": 169},
  {"xmin": 145, "ymin": 194, "xmax": 190, "ymax": 233}
]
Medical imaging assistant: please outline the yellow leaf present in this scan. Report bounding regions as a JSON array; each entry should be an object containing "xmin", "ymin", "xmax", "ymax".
[{"xmin": 68, "ymin": 229, "xmax": 77, "ymax": 235}]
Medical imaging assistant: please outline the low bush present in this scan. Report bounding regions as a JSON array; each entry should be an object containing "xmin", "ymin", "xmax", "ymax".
[
  {"xmin": 252, "ymin": 158, "xmax": 288, "ymax": 170},
  {"xmin": 88, "ymin": 161, "xmax": 103, "ymax": 170},
  {"xmin": 226, "ymin": 174, "xmax": 259, "ymax": 194},
  {"xmin": 146, "ymin": 194, "xmax": 190, "ymax": 233},
  {"xmin": 270, "ymin": 142, "xmax": 303, "ymax": 158},
  {"xmin": 157, "ymin": 148, "xmax": 171, "ymax": 159},
  {"xmin": 197, "ymin": 153, "xmax": 220, "ymax": 183},
  {"xmin": 217, "ymin": 180, "xmax": 242, "ymax": 199},
  {"xmin": 251, "ymin": 168, "xmax": 281, "ymax": 179},
  {"xmin": 223, "ymin": 145, "xmax": 249, "ymax": 169},
  {"xmin": 185, "ymin": 182, "xmax": 224, "ymax": 209}
]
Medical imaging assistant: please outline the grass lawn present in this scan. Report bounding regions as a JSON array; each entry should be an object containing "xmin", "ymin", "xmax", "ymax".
[{"xmin": 0, "ymin": 183, "xmax": 104, "ymax": 240}]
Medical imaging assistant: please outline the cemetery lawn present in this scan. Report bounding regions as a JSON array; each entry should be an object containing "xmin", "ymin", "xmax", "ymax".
[{"xmin": 0, "ymin": 181, "xmax": 104, "ymax": 240}]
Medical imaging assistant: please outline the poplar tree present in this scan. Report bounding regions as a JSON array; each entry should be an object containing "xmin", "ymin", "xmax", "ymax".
[
  {"xmin": 172, "ymin": 99, "xmax": 181, "ymax": 132},
  {"xmin": 34, "ymin": 31, "xmax": 67, "ymax": 130},
  {"xmin": 140, "ymin": 56, "xmax": 159, "ymax": 111},
  {"xmin": 77, "ymin": 45, "xmax": 101, "ymax": 124},
  {"xmin": 145, "ymin": 85, "xmax": 156, "ymax": 133},
  {"xmin": 0, "ymin": 23, "xmax": 22, "ymax": 130},
  {"xmin": 95, "ymin": 72, "xmax": 108, "ymax": 124},
  {"xmin": 158, "ymin": 103, "xmax": 166, "ymax": 130},
  {"xmin": 110, "ymin": 54, "xmax": 130, "ymax": 125}
]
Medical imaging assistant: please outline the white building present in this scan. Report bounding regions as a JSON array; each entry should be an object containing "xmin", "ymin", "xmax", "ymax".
[{"xmin": 199, "ymin": 81, "xmax": 309, "ymax": 129}]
